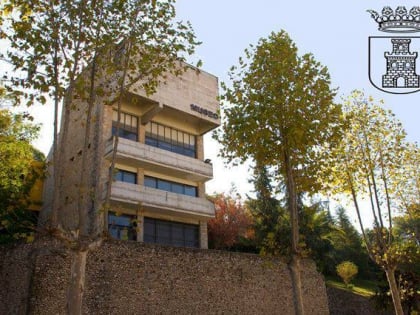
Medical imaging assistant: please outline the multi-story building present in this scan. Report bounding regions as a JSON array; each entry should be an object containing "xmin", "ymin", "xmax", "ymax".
[{"xmin": 42, "ymin": 62, "xmax": 220, "ymax": 249}]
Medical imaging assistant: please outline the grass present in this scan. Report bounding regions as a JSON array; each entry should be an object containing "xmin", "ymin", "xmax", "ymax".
[{"xmin": 326, "ymin": 276, "xmax": 377, "ymax": 297}]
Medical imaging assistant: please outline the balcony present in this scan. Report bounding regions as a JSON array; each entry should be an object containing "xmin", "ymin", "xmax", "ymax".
[
  {"xmin": 105, "ymin": 137, "xmax": 213, "ymax": 182},
  {"xmin": 110, "ymin": 181, "xmax": 215, "ymax": 218}
]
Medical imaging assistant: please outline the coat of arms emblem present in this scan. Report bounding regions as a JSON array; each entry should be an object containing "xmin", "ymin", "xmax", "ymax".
[{"xmin": 368, "ymin": 6, "xmax": 420, "ymax": 94}]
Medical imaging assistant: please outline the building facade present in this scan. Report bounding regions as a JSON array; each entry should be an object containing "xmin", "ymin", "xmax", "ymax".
[{"xmin": 42, "ymin": 62, "xmax": 220, "ymax": 249}]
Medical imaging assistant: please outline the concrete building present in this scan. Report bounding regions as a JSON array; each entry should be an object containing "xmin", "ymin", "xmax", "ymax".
[{"xmin": 42, "ymin": 62, "xmax": 220, "ymax": 249}]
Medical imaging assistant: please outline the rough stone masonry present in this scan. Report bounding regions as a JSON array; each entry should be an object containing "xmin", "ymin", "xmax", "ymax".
[{"xmin": 0, "ymin": 239, "xmax": 329, "ymax": 314}]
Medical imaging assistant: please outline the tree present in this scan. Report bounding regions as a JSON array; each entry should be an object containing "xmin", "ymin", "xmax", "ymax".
[
  {"xmin": 0, "ymin": 108, "xmax": 44, "ymax": 243},
  {"xmin": 1, "ymin": 1, "xmax": 199, "ymax": 313},
  {"xmin": 336, "ymin": 261, "xmax": 358, "ymax": 287},
  {"xmin": 214, "ymin": 30, "xmax": 341, "ymax": 315},
  {"xmin": 207, "ymin": 193, "xmax": 254, "ymax": 251},
  {"xmin": 328, "ymin": 90, "xmax": 417, "ymax": 315},
  {"xmin": 393, "ymin": 142, "xmax": 419, "ymax": 246},
  {"xmin": 247, "ymin": 163, "xmax": 284, "ymax": 253},
  {"xmin": 247, "ymin": 164, "xmax": 370, "ymax": 280},
  {"xmin": 392, "ymin": 210, "xmax": 420, "ymax": 313},
  {"xmin": 330, "ymin": 207, "xmax": 372, "ymax": 278},
  {"xmin": 1, "ymin": 0, "xmax": 198, "ymax": 229},
  {"xmin": 298, "ymin": 202, "xmax": 337, "ymax": 275}
]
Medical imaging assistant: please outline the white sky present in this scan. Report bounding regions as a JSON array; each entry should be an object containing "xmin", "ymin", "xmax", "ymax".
[
  {"xmin": 10, "ymin": 1, "xmax": 420, "ymax": 227},
  {"xmin": 174, "ymin": 0, "xmax": 420, "ymax": 226}
]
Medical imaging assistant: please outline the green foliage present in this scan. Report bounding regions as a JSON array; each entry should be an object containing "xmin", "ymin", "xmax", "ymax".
[
  {"xmin": 329, "ymin": 207, "xmax": 372, "ymax": 278},
  {"xmin": 391, "ymin": 211, "xmax": 420, "ymax": 313},
  {"xmin": 336, "ymin": 261, "xmax": 358, "ymax": 286},
  {"xmin": 214, "ymin": 30, "xmax": 341, "ymax": 275},
  {"xmin": 247, "ymin": 164, "xmax": 284, "ymax": 253},
  {"xmin": 0, "ymin": 109, "xmax": 44, "ymax": 243},
  {"xmin": 299, "ymin": 202, "xmax": 336, "ymax": 274},
  {"xmin": 215, "ymin": 30, "xmax": 341, "ymax": 192},
  {"xmin": 0, "ymin": 109, "xmax": 40, "ymax": 195},
  {"xmin": 0, "ymin": 0, "xmax": 199, "ymax": 104},
  {"xmin": 327, "ymin": 90, "xmax": 418, "ymax": 315},
  {"xmin": 328, "ymin": 91, "xmax": 418, "ymax": 267},
  {"xmin": 1, "ymin": 0, "xmax": 200, "ymax": 240},
  {"xmin": 372, "ymin": 270, "xmax": 420, "ymax": 314}
]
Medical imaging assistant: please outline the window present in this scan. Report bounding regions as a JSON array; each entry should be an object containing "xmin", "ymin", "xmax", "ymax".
[
  {"xmin": 144, "ymin": 175, "xmax": 197, "ymax": 197},
  {"xmin": 145, "ymin": 121, "xmax": 196, "ymax": 157},
  {"xmin": 115, "ymin": 169, "xmax": 137, "ymax": 184},
  {"xmin": 108, "ymin": 212, "xmax": 137, "ymax": 241},
  {"xmin": 112, "ymin": 110, "xmax": 138, "ymax": 141},
  {"xmin": 144, "ymin": 217, "xmax": 199, "ymax": 248},
  {"xmin": 184, "ymin": 186, "xmax": 197, "ymax": 197}
]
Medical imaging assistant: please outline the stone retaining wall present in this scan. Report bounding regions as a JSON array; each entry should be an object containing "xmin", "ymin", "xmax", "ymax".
[{"xmin": 0, "ymin": 239, "xmax": 329, "ymax": 314}]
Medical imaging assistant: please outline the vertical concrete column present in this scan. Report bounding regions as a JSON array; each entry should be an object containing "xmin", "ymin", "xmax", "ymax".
[
  {"xmin": 199, "ymin": 221, "xmax": 208, "ymax": 249},
  {"xmin": 136, "ymin": 168, "xmax": 145, "ymax": 243},
  {"xmin": 103, "ymin": 106, "xmax": 114, "ymax": 141},
  {"xmin": 137, "ymin": 168, "xmax": 144, "ymax": 185},
  {"xmin": 198, "ymin": 182, "xmax": 205, "ymax": 198},
  {"xmin": 138, "ymin": 123, "xmax": 146, "ymax": 144},
  {"xmin": 196, "ymin": 135, "xmax": 204, "ymax": 160},
  {"xmin": 137, "ymin": 214, "xmax": 144, "ymax": 242}
]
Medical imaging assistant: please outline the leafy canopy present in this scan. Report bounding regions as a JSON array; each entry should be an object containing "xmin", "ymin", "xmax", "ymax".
[
  {"xmin": 336, "ymin": 261, "xmax": 358, "ymax": 286},
  {"xmin": 0, "ymin": 0, "xmax": 199, "ymax": 105},
  {"xmin": 0, "ymin": 108, "xmax": 44, "ymax": 243},
  {"xmin": 214, "ymin": 30, "xmax": 341, "ymax": 194}
]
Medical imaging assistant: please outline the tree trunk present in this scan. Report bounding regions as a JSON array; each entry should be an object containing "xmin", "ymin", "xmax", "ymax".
[
  {"xmin": 289, "ymin": 254, "xmax": 304, "ymax": 315},
  {"xmin": 66, "ymin": 250, "xmax": 88, "ymax": 315},
  {"xmin": 385, "ymin": 267, "xmax": 404, "ymax": 315},
  {"xmin": 284, "ymin": 148, "xmax": 304, "ymax": 315}
]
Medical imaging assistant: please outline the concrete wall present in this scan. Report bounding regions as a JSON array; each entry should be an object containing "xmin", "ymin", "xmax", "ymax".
[
  {"xmin": 0, "ymin": 240, "xmax": 330, "ymax": 315},
  {"xmin": 128, "ymin": 64, "xmax": 220, "ymax": 126}
]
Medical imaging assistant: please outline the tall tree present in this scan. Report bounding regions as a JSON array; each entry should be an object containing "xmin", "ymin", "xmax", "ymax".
[
  {"xmin": 393, "ymin": 211, "xmax": 420, "ymax": 313},
  {"xmin": 1, "ymin": 0, "xmax": 198, "ymax": 230},
  {"xmin": 214, "ymin": 30, "xmax": 341, "ymax": 315},
  {"xmin": 0, "ymin": 108, "xmax": 44, "ymax": 243},
  {"xmin": 1, "ymin": 1, "xmax": 199, "ymax": 313},
  {"xmin": 328, "ymin": 90, "xmax": 418, "ymax": 315}
]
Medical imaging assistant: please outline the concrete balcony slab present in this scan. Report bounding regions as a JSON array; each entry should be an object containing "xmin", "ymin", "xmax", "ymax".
[
  {"xmin": 105, "ymin": 137, "xmax": 213, "ymax": 182},
  {"xmin": 110, "ymin": 181, "xmax": 215, "ymax": 218}
]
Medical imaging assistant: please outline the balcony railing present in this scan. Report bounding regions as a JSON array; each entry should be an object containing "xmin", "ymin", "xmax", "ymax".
[
  {"xmin": 105, "ymin": 137, "xmax": 213, "ymax": 182},
  {"xmin": 110, "ymin": 181, "xmax": 215, "ymax": 217}
]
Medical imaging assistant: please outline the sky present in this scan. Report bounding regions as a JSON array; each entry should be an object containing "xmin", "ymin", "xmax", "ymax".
[
  {"xmin": 174, "ymin": 1, "xmax": 420, "ymax": 186},
  {"xmin": 19, "ymin": 1, "xmax": 420, "ymax": 224}
]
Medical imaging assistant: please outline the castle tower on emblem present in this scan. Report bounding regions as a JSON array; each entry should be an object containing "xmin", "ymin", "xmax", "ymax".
[{"xmin": 382, "ymin": 38, "xmax": 420, "ymax": 88}]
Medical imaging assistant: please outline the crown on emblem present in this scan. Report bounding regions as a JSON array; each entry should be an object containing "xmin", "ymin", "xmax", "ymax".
[{"xmin": 367, "ymin": 6, "xmax": 420, "ymax": 32}]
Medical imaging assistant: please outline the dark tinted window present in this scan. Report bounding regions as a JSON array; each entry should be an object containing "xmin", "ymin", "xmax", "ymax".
[
  {"xmin": 184, "ymin": 186, "xmax": 197, "ymax": 197},
  {"xmin": 144, "ymin": 176, "xmax": 156, "ymax": 188},
  {"xmin": 108, "ymin": 212, "xmax": 137, "ymax": 241},
  {"xmin": 144, "ymin": 176, "xmax": 197, "ymax": 197},
  {"xmin": 144, "ymin": 217, "xmax": 199, "ymax": 248},
  {"xmin": 115, "ymin": 170, "xmax": 137, "ymax": 184},
  {"xmin": 145, "ymin": 121, "xmax": 196, "ymax": 158},
  {"xmin": 112, "ymin": 111, "xmax": 138, "ymax": 141},
  {"xmin": 157, "ymin": 179, "xmax": 171, "ymax": 192}
]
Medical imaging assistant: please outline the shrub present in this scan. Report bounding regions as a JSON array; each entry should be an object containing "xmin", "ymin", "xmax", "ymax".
[{"xmin": 336, "ymin": 261, "xmax": 358, "ymax": 286}]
